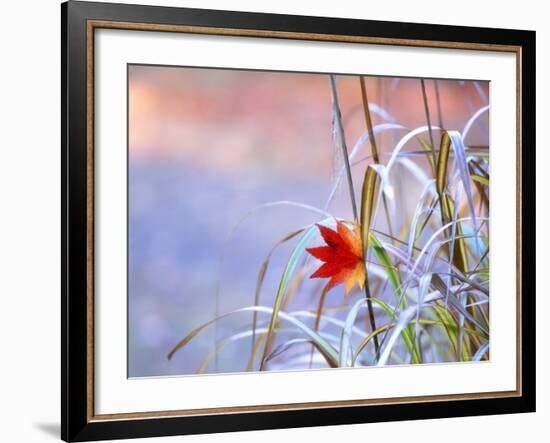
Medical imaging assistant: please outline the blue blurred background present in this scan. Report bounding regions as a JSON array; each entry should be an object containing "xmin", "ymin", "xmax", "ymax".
[{"xmin": 128, "ymin": 65, "xmax": 488, "ymax": 377}]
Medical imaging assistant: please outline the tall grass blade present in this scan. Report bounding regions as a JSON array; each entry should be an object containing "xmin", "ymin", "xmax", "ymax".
[
  {"xmin": 330, "ymin": 74, "xmax": 358, "ymax": 220},
  {"xmin": 420, "ymin": 79, "xmax": 438, "ymax": 166},
  {"xmin": 360, "ymin": 77, "xmax": 396, "ymax": 243},
  {"xmin": 325, "ymin": 123, "xmax": 406, "ymax": 210},
  {"xmin": 369, "ymin": 235, "xmax": 420, "ymax": 363},
  {"xmin": 472, "ymin": 340, "xmax": 489, "ymax": 361},
  {"xmin": 448, "ymin": 130, "xmax": 481, "ymax": 256},
  {"xmin": 290, "ymin": 310, "xmax": 368, "ymax": 339},
  {"xmin": 259, "ymin": 219, "xmax": 332, "ymax": 370},
  {"xmin": 436, "ymin": 132, "xmax": 469, "ymax": 272},
  {"xmin": 169, "ymin": 305, "xmax": 339, "ymax": 365},
  {"xmin": 266, "ymin": 338, "xmax": 339, "ymax": 367},
  {"xmin": 415, "ymin": 273, "xmax": 432, "ymax": 352},
  {"xmin": 359, "ymin": 77, "xmax": 380, "ymax": 163},
  {"xmin": 310, "ymin": 284, "xmax": 331, "ymax": 368},
  {"xmin": 416, "ymin": 136, "xmax": 436, "ymax": 174},
  {"xmin": 199, "ymin": 327, "xmax": 290, "ymax": 373},
  {"xmin": 251, "ymin": 228, "xmax": 305, "ymax": 365},
  {"xmin": 434, "ymin": 79, "xmax": 445, "ymax": 130},
  {"xmin": 354, "ymin": 318, "xmax": 444, "ymax": 365},
  {"xmin": 377, "ymin": 290, "xmax": 440, "ymax": 366},
  {"xmin": 340, "ymin": 298, "xmax": 371, "ymax": 366},
  {"xmin": 436, "ymin": 131, "xmax": 451, "ymax": 197},
  {"xmin": 360, "ymin": 166, "xmax": 380, "ymax": 354},
  {"xmin": 360, "ymin": 167, "xmax": 378, "ymax": 255},
  {"xmin": 386, "ymin": 125, "xmax": 441, "ymax": 173},
  {"xmin": 471, "ymin": 174, "xmax": 489, "ymax": 186},
  {"xmin": 462, "ymin": 105, "xmax": 489, "ymax": 142}
]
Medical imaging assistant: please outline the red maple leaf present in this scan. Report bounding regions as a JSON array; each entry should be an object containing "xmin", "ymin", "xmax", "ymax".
[{"xmin": 306, "ymin": 221, "xmax": 365, "ymax": 295}]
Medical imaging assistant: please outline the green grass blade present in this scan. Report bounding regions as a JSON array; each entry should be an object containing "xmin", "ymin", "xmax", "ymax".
[
  {"xmin": 251, "ymin": 227, "xmax": 305, "ymax": 363},
  {"xmin": 416, "ymin": 135, "xmax": 436, "ymax": 174},
  {"xmin": 169, "ymin": 305, "xmax": 339, "ymax": 367},
  {"xmin": 259, "ymin": 221, "xmax": 331, "ymax": 369},
  {"xmin": 471, "ymin": 174, "xmax": 489, "ymax": 186}
]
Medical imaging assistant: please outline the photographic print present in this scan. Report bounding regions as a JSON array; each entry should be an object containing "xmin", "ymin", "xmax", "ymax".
[{"xmin": 128, "ymin": 65, "xmax": 490, "ymax": 377}]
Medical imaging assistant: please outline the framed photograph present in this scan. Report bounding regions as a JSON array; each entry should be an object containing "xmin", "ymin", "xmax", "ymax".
[{"xmin": 61, "ymin": 1, "xmax": 536, "ymax": 441}]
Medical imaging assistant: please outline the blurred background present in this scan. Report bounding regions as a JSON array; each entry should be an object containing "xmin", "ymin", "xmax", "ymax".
[{"xmin": 128, "ymin": 64, "xmax": 488, "ymax": 377}]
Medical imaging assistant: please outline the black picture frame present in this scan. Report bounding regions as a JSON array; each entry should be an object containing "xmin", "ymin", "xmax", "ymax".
[{"xmin": 62, "ymin": 1, "xmax": 536, "ymax": 441}]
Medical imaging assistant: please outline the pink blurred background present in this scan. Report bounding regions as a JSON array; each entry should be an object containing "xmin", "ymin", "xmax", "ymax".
[{"xmin": 128, "ymin": 65, "xmax": 488, "ymax": 377}]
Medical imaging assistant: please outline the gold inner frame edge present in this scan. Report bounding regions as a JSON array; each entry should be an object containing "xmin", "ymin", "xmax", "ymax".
[{"xmin": 85, "ymin": 19, "xmax": 523, "ymax": 422}]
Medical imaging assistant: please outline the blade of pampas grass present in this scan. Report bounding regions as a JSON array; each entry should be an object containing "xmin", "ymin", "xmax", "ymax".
[
  {"xmin": 251, "ymin": 228, "xmax": 305, "ymax": 366},
  {"xmin": 259, "ymin": 219, "xmax": 334, "ymax": 370},
  {"xmin": 169, "ymin": 305, "xmax": 340, "ymax": 366}
]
